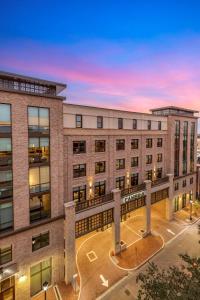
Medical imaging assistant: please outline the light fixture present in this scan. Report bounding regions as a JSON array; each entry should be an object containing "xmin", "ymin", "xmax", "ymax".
[
  {"xmin": 43, "ymin": 281, "xmax": 49, "ymax": 291},
  {"xmin": 19, "ymin": 274, "xmax": 27, "ymax": 283}
]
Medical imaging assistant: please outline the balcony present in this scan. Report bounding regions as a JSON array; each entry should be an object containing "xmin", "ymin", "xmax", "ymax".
[
  {"xmin": 0, "ymin": 154, "xmax": 12, "ymax": 167},
  {"xmin": 151, "ymin": 176, "xmax": 169, "ymax": 188},
  {"xmin": 121, "ymin": 183, "xmax": 146, "ymax": 198},
  {"xmin": 28, "ymin": 126, "xmax": 49, "ymax": 136},
  {"xmin": 0, "ymin": 77, "xmax": 56, "ymax": 96},
  {"xmin": 0, "ymin": 181, "xmax": 13, "ymax": 199},
  {"xmin": 29, "ymin": 182, "xmax": 50, "ymax": 195},
  {"xmin": 29, "ymin": 153, "xmax": 49, "ymax": 165},
  {"xmin": 75, "ymin": 192, "xmax": 114, "ymax": 213}
]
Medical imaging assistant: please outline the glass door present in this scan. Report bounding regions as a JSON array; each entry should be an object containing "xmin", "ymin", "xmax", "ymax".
[{"xmin": 0, "ymin": 277, "xmax": 15, "ymax": 300}]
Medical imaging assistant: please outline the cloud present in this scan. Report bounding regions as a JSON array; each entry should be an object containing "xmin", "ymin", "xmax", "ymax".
[{"xmin": 0, "ymin": 35, "xmax": 200, "ymax": 114}]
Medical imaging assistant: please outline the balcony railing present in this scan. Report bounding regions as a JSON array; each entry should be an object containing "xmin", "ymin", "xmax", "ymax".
[
  {"xmin": 121, "ymin": 183, "xmax": 146, "ymax": 198},
  {"xmin": 151, "ymin": 176, "xmax": 169, "ymax": 187},
  {"xmin": 75, "ymin": 192, "xmax": 114, "ymax": 213},
  {"xmin": 0, "ymin": 155, "xmax": 12, "ymax": 167},
  {"xmin": 29, "ymin": 183, "xmax": 50, "ymax": 194},
  {"xmin": 28, "ymin": 126, "xmax": 49, "ymax": 135},
  {"xmin": 29, "ymin": 154, "xmax": 49, "ymax": 165},
  {"xmin": 0, "ymin": 78, "xmax": 56, "ymax": 96},
  {"xmin": 0, "ymin": 181, "xmax": 13, "ymax": 199}
]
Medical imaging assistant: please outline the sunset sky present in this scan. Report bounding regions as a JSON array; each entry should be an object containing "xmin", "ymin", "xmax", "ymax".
[{"xmin": 1, "ymin": 1, "xmax": 200, "ymax": 114}]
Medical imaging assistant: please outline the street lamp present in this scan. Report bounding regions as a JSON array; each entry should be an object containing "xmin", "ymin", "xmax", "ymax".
[
  {"xmin": 189, "ymin": 200, "xmax": 193, "ymax": 221},
  {"xmin": 42, "ymin": 281, "xmax": 49, "ymax": 300}
]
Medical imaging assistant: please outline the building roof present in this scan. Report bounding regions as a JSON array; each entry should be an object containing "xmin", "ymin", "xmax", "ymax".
[
  {"xmin": 150, "ymin": 106, "xmax": 199, "ymax": 114},
  {"xmin": 0, "ymin": 70, "xmax": 66, "ymax": 95}
]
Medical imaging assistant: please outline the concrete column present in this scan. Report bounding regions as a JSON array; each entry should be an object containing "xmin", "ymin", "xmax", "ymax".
[
  {"xmin": 64, "ymin": 202, "xmax": 77, "ymax": 286},
  {"xmin": 166, "ymin": 174, "xmax": 174, "ymax": 220},
  {"xmin": 143, "ymin": 180, "xmax": 152, "ymax": 237},
  {"xmin": 112, "ymin": 189, "xmax": 121, "ymax": 254}
]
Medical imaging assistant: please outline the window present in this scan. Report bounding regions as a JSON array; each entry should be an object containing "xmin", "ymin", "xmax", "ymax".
[
  {"xmin": 0, "ymin": 202, "xmax": 13, "ymax": 232},
  {"xmin": 116, "ymin": 176, "xmax": 125, "ymax": 189},
  {"xmin": 146, "ymin": 138, "xmax": 152, "ymax": 148},
  {"xmin": 174, "ymin": 197, "xmax": 179, "ymax": 212},
  {"xmin": 157, "ymin": 138, "xmax": 163, "ymax": 147},
  {"xmin": 118, "ymin": 118, "xmax": 123, "ymax": 129},
  {"xmin": 116, "ymin": 139, "xmax": 125, "ymax": 151},
  {"xmin": 182, "ymin": 194, "xmax": 187, "ymax": 208},
  {"xmin": 32, "ymin": 232, "xmax": 49, "ymax": 252},
  {"xmin": 146, "ymin": 170, "xmax": 152, "ymax": 181},
  {"xmin": 146, "ymin": 155, "xmax": 152, "ymax": 164},
  {"xmin": 28, "ymin": 107, "xmax": 49, "ymax": 134},
  {"xmin": 174, "ymin": 120, "xmax": 180, "ymax": 177},
  {"xmin": 131, "ymin": 139, "xmax": 139, "ymax": 149},
  {"xmin": 131, "ymin": 157, "xmax": 138, "ymax": 167},
  {"xmin": 156, "ymin": 168, "xmax": 162, "ymax": 179},
  {"xmin": 73, "ymin": 185, "xmax": 86, "ymax": 203},
  {"xmin": 76, "ymin": 115, "xmax": 82, "ymax": 128},
  {"xmin": 182, "ymin": 179, "xmax": 186, "ymax": 187},
  {"xmin": 133, "ymin": 119, "xmax": 137, "ymax": 130},
  {"xmin": 131, "ymin": 173, "xmax": 138, "ymax": 186},
  {"xmin": 157, "ymin": 153, "xmax": 162, "ymax": 163},
  {"xmin": 29, "ymin": 137, "xmax": 49, "ymax": 164},
  {"xmin": 116, "ymin": 159, "xmax": 125, "ymax": 170},
  {"xmin": 0, "ymin": 169, "xmax": 13, "ymax": 200},
  {"xmin": 97, "ymin": 116, "xmax": 103, "ymax": 128},
  {"xmin": 95, "ymin": 140, "xmax": 106, "ymax": 152},
  {"xmin": 174, "ymin": 182, "xmax": 179, "ymax": 191},
  {"xmin": 183, "ymin": 121, "xmax": 188, "ymax": 175},
  {"xmin": 95, "ymin": 161, "xmax": 106, "ymax": 174},
  {"xmin": 0, "ymin": 246, "xmax": 12, "ymax": 265},
  {"xmin": 190, "ymin": 177, "xmax": 193, "ymax": 184},
  {"xmin": 30, "ymin": 258, "xmax": 52, "ymax": 297},
  {"xmin": 30, "ymin": 194, "xmax": 51, "ymax": 223},
  {"xmin": 0, "ymin": 104, "xmax": 11, "ymax": 133},
  {"xmin": 0, "ymin": 138, "xmax": 12, "ymax": 167},
  {"xmin": 190, "ymin": 122, "xmax": 195, "ymax": 172},
  {"xmin": 147, "ymin": 120, "xmax": 151, "ymax": 130},
  {"xmin": 94, "ymin": 181, "xmax": 106, "ymax": 197},
  {"xmin": 158, "ymin": 121, "xmax": 162, "ymax": 130},
  {"xmin": 73, "ymin": 164, "xmax": 86, "ymax": 178},
  {"xmin": 73, "ymin": 141, "xmax": 86, "ymax": 154},
  {"xmin": 29, "ymin": 166, "xmax": 50, "ymax": 194}
]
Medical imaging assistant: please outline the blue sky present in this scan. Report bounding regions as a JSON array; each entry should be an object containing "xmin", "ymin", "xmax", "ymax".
[{"xmin": 0, "ymin": 1, "xmax": 200, "ymax": 117}]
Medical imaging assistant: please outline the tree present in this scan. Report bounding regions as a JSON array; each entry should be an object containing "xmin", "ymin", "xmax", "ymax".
[{"xmin": 136, "ymin": 253, "xmax": 200, "ymax": 300}]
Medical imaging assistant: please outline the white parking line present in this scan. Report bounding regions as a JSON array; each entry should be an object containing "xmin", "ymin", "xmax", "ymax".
[
  {"xmin": 166, "ymin": 228, "xmax": 176, "ymax": 235},
  {"xmin": 86, "ymin": 250, "xmax": 98, "ymax": 262},
  {"xmin": 123, "ymin": 223, "xmax": 142, "ymax": 238}
]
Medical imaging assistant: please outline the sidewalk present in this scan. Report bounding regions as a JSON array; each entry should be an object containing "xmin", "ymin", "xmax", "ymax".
[
  {"xmin": 111, "ymin": 233, "xmax": 163, "ymax": 270},
  {"xmin": 32, "ymin": 287, "xmax": 56, "ymax": 300},
  {"xmin": 175, "ymin": 205, "xmax": 200, "ymax": 224}
]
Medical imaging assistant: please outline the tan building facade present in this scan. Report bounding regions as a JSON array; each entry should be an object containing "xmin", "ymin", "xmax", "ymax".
[{"xmin": 0, "ymin": 71, "xmax": 198, "ymax": 299}]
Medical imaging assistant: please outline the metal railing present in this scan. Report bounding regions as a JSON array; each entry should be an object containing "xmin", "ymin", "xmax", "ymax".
[
  {"xmin": 121, "ymin": 183, "xmax": 146, "ymax": 197},
  {"xmin": 151, "ymin": 176, "xmax": 169, "ymax": 187},
  {"xmin": 75, "ymin": 192, "xmax": 114, "ymax": 213},
  {"xmin": 29, "ymin": 183, "xmax": 50, "ymax": 194},
  {"xmin": 0, "ymin": 78, "xmax": 56, "ymax": 96}
]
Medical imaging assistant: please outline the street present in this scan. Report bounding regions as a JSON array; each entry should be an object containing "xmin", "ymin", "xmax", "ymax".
[{"xmin": 100, "ymin": 220, "xmax": 200, "ymax": 300}]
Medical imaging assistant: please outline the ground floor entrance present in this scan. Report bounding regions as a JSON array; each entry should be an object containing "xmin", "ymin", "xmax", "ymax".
[{"xmin": 0, "ymin": 276, "xmax": 15, "ymax": 300}]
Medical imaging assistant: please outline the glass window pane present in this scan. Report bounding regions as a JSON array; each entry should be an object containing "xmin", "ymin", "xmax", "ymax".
[
  {"xmin": 0, "ymin": 170, "xmax": 12, "ymax": 182},
  {"xmin": 0, "ymin": 202, "xmax": 13, "ymax": 230},
  {"xmin": 29, "ymin": 138, "xmax": 39, "ymax": 148},
  {"xmin": 40, "ymin": 166, "xmax": 49, "ymax": 184},
  {"xmin": 29, "ymin": 168, "xmax": 40, "ymax": 186},
  {"xmin": 30, "ymin": 272, "xmax": 41, "ymax": 296},
  {"xmin": 40, "ymin": 137, "xmax": 49, "ymax": 147},
  {"xmin": 0, "ymin": 138, "xmax": 11, "ymax": 151},
  {"xmin": 28, "ymin": 107, "xmax": 39, "ymax": 126},
  {"xmin": 0, "ymin": 104, "xmax": 11, "ymax": 125},
  {"xmin": 39, "ymin": 108, "xmax": 49, "ymax": 127}
]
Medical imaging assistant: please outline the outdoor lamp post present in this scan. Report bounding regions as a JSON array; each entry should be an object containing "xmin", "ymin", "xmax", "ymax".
[
  {"xmin": 42, "ymin": 281, "xmax": 49, "ymax": 300},
  {"xmin": 189, "ymin": 200, "xmax": 193, "ymax": 221}
]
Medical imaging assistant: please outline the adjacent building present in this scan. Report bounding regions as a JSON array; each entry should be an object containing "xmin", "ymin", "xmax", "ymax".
[{"xmin": 0, "ymin": 71, "xmax": 198, "ymax": 299}]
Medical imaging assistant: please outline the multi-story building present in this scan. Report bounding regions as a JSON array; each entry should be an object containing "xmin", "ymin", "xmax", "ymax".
[{"xmin": 0, "ymin": 71, "xmax": 198, "ymax": 300}]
